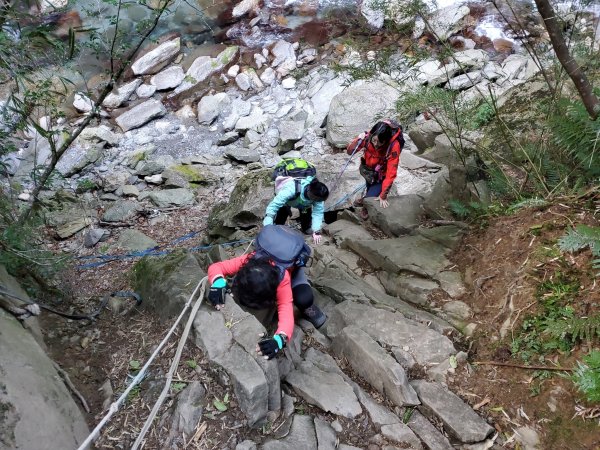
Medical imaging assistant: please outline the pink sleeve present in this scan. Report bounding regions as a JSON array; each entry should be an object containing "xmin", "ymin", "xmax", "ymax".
[
  {"xmin": 207, "ymin": 254, "xmax": 252, "ymax": 283},
  {"xmin": 274, "ymin": 271, "xmax": 294, "ymax": 339}
]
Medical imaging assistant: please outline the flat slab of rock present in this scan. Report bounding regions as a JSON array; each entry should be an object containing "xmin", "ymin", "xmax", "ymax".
[
  {"xmin": 102, "ymin": 200, "xmax": 139, "ymax": 222},
  {"xmin": 116, "ymin": 229, "xmax": 157, "ymax": 251},
  {"xmin": 103, "ymin": 79, "xmax": 142, "ymax": 109},
  {"xmin": 151, "ymin": 65, "xmax": 185, "ymax": 90},
  {"xmin": 410, "ymin": 380, "xmax": 494, "ymax": 443},
  {"xmin": 262, "ymin": 415, "xmax": 317, "ymax": 450},
  {"xmin": 314, "ymin": 417, "xmax": 337, "ymax": 450},
  {"xmin": 326, "ymin": 301, "xmax": 455, "ymax": 366},
  {"xmin": 131, "ymin": 37, "xmax": 181, "ymax": 75},
  {"xmin": 324, "ymin": 219, "xmax": 372, "ymax": 244},
  {"xmin": 381, "ymin": 423, "xmax": 423, "ymax": 449},
  {"xmin": 148, "ymin": 188, "xmax": 194, "ymax": 207},
  {"xmin": 115, "ymin": 99, "xmax": 166, "ymax": 132},
  {"xmin": 332, "ymin": 326, "xmax": 419, "ymax": 407},
  {"xmin": 364, "ymin": 194, "xmax": 424, "ymax": 237},
  {"xmin": 225, "ymin": 147, "xmax": 260, "ymax": 163},
  {"xmin": 286, "ymin": 362, "xmax": 362, "ymax": 418},
  {"xmin": 406, "ymin": 410, "xmax": 454, "ymax": 450}
]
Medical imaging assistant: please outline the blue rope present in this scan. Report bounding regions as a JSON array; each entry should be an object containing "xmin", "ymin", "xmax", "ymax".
[
  {"xmin": 325, "ymin": 182, "xmax": 366, "ymax": 212},
  {"xmin": 77, "ymin": 238, "xmax": 253, "ymax": 270}
]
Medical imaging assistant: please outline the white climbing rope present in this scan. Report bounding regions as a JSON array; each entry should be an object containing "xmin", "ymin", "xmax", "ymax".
[
  {"xmin": 75, "ymin": 276, "xmax": 208, "ymax": 450},
  {"xmin": 130, "ymin": 276, "xmax": 208, "ymax": 450}
]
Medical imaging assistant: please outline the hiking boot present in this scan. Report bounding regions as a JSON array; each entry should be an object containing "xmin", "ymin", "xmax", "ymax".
[{"xmin": 303, "ymin": 304, "xmax": 326, "ymax": 329}]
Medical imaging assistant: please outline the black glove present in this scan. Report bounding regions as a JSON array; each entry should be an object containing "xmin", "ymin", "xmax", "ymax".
[
  {"xmin": 208, "ymin": 277, "xmax": 226, "ymax": 309},
  {"xmin": 257, "ymin": 333, "xmax": 287, "ymax": 359}
]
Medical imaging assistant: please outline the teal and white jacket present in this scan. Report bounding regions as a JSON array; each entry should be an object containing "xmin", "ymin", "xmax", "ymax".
[{"xmin": 263, "ymin": 176, "xmax": 325, "ymax": 232}]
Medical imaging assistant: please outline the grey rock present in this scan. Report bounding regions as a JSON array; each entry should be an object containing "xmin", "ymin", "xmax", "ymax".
[
  {"xmin": 378, "ymin": 272, "xmax": 438, "ymax": 306},
  {"xmin": 132, "ymin": 252, "xmax": 206, "ymax": 319},
  {"xmin": 136, "ymin": 84, "xmax": 157, "ymax": 98},
  {"xmin": 0, "ymin": 279, "xmax": 89, "ymax": 449},
  {"xmin": 235, "ymin": 72, "xmax": 252, "ymax": 91},
  {"xmin": 167, "ymin": 381, "xmax": 205, "ymax": 437},
  {"xmin": 364, "ymin": 195, "xmax": 423, "ymax": 237},
  {"xmin": 325, "ymin": 302, "xmax": 455, "ymax": 366},
  {"xmin": 131, "ymin": 37, "xmax": 180, "ymax": 75},
  {"xmin": 410, "ymin": 380, "xmax": 494, "ymax": 443},
  {"xmin": 102, "ymin": 200, "xmax": 139, "ymax": 222},
  {"xmin": 55, "ymin": 217, "xmax": 92, "ymax": 239},
  {"xmin": 174, "ymin": 46, "xmax": 238, "ymax": 95},
  {"xmin": 278, "ymin": 120, "xmax": 305, "ymax": 153},
  {"xmin": 407, "ymin": 120, "xmax": 443, "ymax": 153},
  {"xmin": 310, "ymin": 77, "xmax": 346, "ymax": 128},
  {"xmin": 225, "ymin": 147, "xmax": 260, "ymax": 163},
  {"xmin": 121, "ymin": 185, "xmax": 140, "ymax": 197},
  {"xmin": 325, "ymin": 220, "xmax": 373, "ymax": 245},
  {"xmin": 73, "ymin": 92, "xmax": 93, "ymax": 112},
  {"xmin": 514, "ymin": 426, "xmax": 541, "ymax": 450},
  {"xmin": 235, "ymin": 107, "xmax": 268, "ymax": 133},
  {"xmin": 270, "ymin": 40, "xmax": 296, "ymax": 71},
  {"xmin": 103, "ymin": 79, "xmax": 142, "ymax": 108},
  {"xmin": 218, "ymin": 131, "xmax": 240, "ymax": 146},
  {"xmin": 332, "ymin": 326, "xmax": 419, "ymax": 407},
  {"xmin": 314, "ymin": 417, "xmax": 337, "ymax": 450},
  {"xmin": 236, "ymin": 440, "xmax": 258, "ymax": 450},
  {"xmin": 391, "ymin": 347, "xmax": 417, "ymax": 370},
  {"xmin": 197, "ymin": 92, "xmax": 231, "ymax": 124},
  {"xmin": 144, "ymin": 174, "xmax": 163, "ymax": 185},
  {"xmin": 326, "ymin": 80, "xmax": 399, "ymax": 147},
  {"xmin": 78, "ymin": 125, "xmax": 120, "ymax": 146},
  {"xmin": 57, "ymin": 144, "xmax": 104, "ymax": 177},
  {"xmin": 442, "ymin": 300, "xmax": 472, "ymax": 320},
  {"xmin": 116, "ymin": 229, "xmax": 158, "ymax": 251},
  {"xmin": 413, "ymin": 4, "xmax": 470, "ymax": 41},
  {"xmin": 380, "ymin": 423, "xmax": 423, "ymax": 449},
  {"xmin": 260, "ymin": 67, "xmax": 276, "ymax": 85},
  {"xmin": 446, "ymin": 71, "xmax": 482, "ymax": 90},
  {"xmin": 84, "ymin": 228, "xmax": 109, "ymax": 248},
  {"xmin": 215, "ymin": 344, "xmax": 269, "ymax": 428},
  {"xmin": 151, "ymin": 65, "xmax": 185, "ymax": 90},
  {"xmin": 135, "ymin": 161, "xmax": 165, "ymax": 176},
  {"xmin": 115, "ymin": 99, "xmax": 167, "ymax": 132},
  {"xmin": 262, "ymin": 415, "xmax": 317, "ymax": 450},
  {"xmin": 406, "ymin": 410, "xmax": 453, "ymax": 450},
  {"xmin": 149, "ymin": 188, "xmax": 195, "ymax": 207},
  {"xmin": 354, "ymin": 386, "xmax": 401, "ymax": 428},
  {"xmin": 286, "ymin": 362, "xmax": 362, "ymax": 418}
]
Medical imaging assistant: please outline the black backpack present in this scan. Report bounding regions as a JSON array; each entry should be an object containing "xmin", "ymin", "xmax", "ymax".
[{"xmin": 253, "ymin": 225, "xmax": 311, "ymax": 280}]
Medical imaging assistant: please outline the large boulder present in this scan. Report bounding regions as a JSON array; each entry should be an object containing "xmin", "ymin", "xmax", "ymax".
[
  {"xmin": 413, "ymin": 4, "xmax": 471, "ymax": 41},
  {"xmin": 206, "ymin": 169, "xmax": 273, "ymax": 238},
  {"xmin": 131, "ymin": 251, "xmax": 206, "ymax": 319},
  {"xmin": 0, "ymin": 271, "xmax": 89, "ymax": 450},
  {"xmin": 131, "ymin": 37, "xmax": 181, "ymax": 75},
  {"xmin": 326, "ymin": 80, "xmax": 400, "ymax": 148}
]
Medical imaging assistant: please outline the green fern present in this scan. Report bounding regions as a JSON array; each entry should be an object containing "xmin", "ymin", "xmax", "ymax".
[
  {"xmin": 545, "ymin": 314, "xmax": 600, "ymax": 343},
  {"xmin": 549, "ymin": 98, "xmax": 600, "ymax": 178},
  {"xmin": 448, "ymin": 199, "xmax": 471, "ymax": 219},
  {"xmin": 507, "ymin": 198, "xmax": 549, "ymax": 212},
  {"xmin": 572, "ymin": 350, "xmax": 600, "ymax": 403},
  {"xmin": 558, "ymin": 225, "xmax": 600, "ymax": 269}
]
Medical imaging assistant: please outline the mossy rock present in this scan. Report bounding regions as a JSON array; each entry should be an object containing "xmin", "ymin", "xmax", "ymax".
[
  {"xmin": 167, "ymin": 164, "xmax": 218, "ymax": 185},
  {"xmin": 206, "ymin": 169, "xmax": 273, "ymax": 238},
  {"xmin": 131, "ymin": 250, "xmax": 207, "ymax": 319}
]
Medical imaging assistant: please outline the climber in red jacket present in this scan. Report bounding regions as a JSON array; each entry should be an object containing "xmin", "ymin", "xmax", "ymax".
[{"xmin": 347, "ymin": 120, "xmax": 404, "ymax": 220}]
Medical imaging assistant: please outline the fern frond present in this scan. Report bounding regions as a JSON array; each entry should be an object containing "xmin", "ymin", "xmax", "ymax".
[
  {"xmin": 545, "ymin": 314, "xmax": 600, "ymax": 343},
  {"xmin": 572, "ymin": 350, "xmax": 600, "ymax": 403},
  {"xmin": 507, "ymin": 198, "xmax": 548, "ymax": 212},
  {"xmin": 558, "ymin": 225, "xmax": 600, "ymax": 253}
]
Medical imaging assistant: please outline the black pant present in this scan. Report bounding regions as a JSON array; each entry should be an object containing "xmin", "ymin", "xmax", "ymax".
[{"xmin": 274, "ymin": 206, "xmax": 312, "ymax": 233}]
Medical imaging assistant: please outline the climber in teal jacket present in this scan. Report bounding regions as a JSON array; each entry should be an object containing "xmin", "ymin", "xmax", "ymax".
[{"xmin": 263, "ymin": 176, "xmax": 329, "ymax": 244}]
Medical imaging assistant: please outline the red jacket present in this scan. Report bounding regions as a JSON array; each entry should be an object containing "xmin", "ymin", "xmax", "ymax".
[
  {"xmin": 207, "ymin": 253, "xmax": 294, "ymax": 339},
  {"xmin": 347, "ymin": 129, "xmax": 402, "ymax": 199}
]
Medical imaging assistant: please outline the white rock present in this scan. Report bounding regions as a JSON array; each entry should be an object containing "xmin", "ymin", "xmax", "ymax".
[
  {"xmin": 73, "ymin": 92, "xmax": 94, "ymax": 112},
  {"xmin": 176, "ymin": 105, "xmax": 196, "ymax": 119},
  {"xmin": 254, "ymin": 53, "xmax": 267, "ymax": 69},
  {"xmin": 235, "ymin": 72, "xmax": 251, "ymax": 91},
  {"xmin": 145, "ymin": 174, "xmax": 163, "ymax": 184},
  {"xmin": 245, "ymin": 69, "xmax": 264, "ymax": 90},
  {"xmin": 131, "ymin": 38, "xmax": 180, "ymax": 75},
  {"xmin": 40, "ymin": 0, "xmax": 67, "ymax": 13},
  {"xmin": 18, "ymin": 193, "xmax": 31, "ymax": 201},
  {"xmin": 150, "ymin": 65, "xmax": 184, "ymax": 90},
  {"xmin": 367, "ymin": 51, "xmax": 376, "ymax": 61},
  {"xmin": 197, "ymin": 93, "xmax": 231, "ymax": 124},
  {"xmin": 260, "ymin": 68, "xmax": 276, "ymax": 85},
  {"xmin": 136, "ymin": 84, "xmax": 157, "ymax": 98},
  {"xmin": 281, "ymin": 77, "xmax": 296, "ymax": 89},
  {"xmin": 227, "ymin": 64, "xmax": 240, "ymax": 77},
  {"xmin": 262, "ymin": 48, "xmax": 269, "ymax": 59},
  {"xmin": 232, "ymin": 0, "xmax": 259, "ymax": 17},
  {"xmin": 103, "ymin": 79, "xmax": 142, "ymax": 109}
]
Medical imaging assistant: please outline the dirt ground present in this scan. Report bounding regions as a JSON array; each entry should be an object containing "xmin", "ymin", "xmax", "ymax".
[
  {"xmin": 37, "ymin": 195, "xmax": 600, "ymax": 449},
  {"xmin": 445, "ymin": 198, "xmax": 600, "ymax": 450}
]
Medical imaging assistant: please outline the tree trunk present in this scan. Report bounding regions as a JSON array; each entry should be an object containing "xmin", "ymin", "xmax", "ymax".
[{"xmin": 534, "ymin": 0, "xmax": 600, "ymax": 120}]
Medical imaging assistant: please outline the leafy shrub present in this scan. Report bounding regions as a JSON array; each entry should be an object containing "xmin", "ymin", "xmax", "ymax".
[
  {"xmin": 558, "ymin": 224, "xmax": 600, "ymax": 269},
  {"xmin": 471, "ymin": 103, "xmax": 496, "ymax": 128},
  {"xmin": 572, "ymin": 351, "xmax": 600, "ymax": 403}
]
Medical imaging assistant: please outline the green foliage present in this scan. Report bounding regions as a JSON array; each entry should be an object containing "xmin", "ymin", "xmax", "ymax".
[
  {"xmin": 572, "ymin": 351, "xmax": 600, "ymax": 403},
  {"xmin": 129, "ymin": 360, "xmax": 141, "ymax": 371},
  {"xmin": 558, "ymin": 225, "xmax": 600, "ymax": 269},
  {"xmin": 470, "ymin": 103, "xmax": 496, "ymax": 128},
  {"xmin": 76, "ymin": 179, "xmax": 98, "ymax": 193},
  {"xmin": 506, "ymin": 198, "xmax": 549, "ymax": 213},
  {"xmin": 511, "ymin": 272, "xmax": 580, "ymax": 362},
  {"xmin": 448, "ymin": 199, "xmax": 494, "ymax": 223},
  {"xmin": 548, "ymin": 96, "xmax": 600, "ymax": 178},
  {"xmin": 213, "ymin": 393, "xmax": 230, "ymax": 412},
  {"xmin": 171, "ymin": 382, "xmax": 186, "ymax": 393},
  {"xmin": 185, "ymin": 359, "xmax": 198, "ymax": 369},
  {"xmin": 545, "ymin": 314, "xmax": 600, "ymax": 343}
]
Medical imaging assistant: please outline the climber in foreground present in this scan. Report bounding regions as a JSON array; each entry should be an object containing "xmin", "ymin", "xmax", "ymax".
[
  {"xmin": 206, "ymin": 225, "xmax": 327, "ymax": 359},
  {"xmin": 347, "ymin": 120, "xmax": 405, "ymax": 220},
  {"xmin": 263, "ymin": 157, "xmax": 329, "ymax": 244}
]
